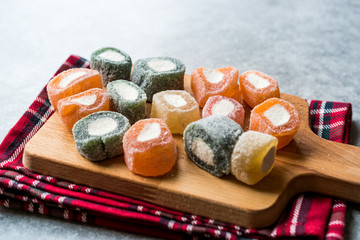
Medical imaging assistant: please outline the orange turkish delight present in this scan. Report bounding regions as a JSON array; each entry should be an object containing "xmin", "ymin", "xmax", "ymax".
[
  {"xmin": 47, "ymin": 68, "xmax": 102, "ymax": 111},
  {"xmin": 57, "ymin": 88, "xmax": 110, "ymax": 130},
  {"xmin": 249, "ymin": 98, "xmax": 300, "ymax": 149},
  {"xmin": 202, "ymin": 95, "xmax": 245, "ymax": 127},
  {"xmin": 122, "ymin": 118, "xmax": 177, "ymax": 177},
  {"xmin": 191, "ymin": 67, "xmax": 240, "ymax": 108},
  {"xmin": 239, "ymin": 70, "xmax": 280, "ymax": 108}
]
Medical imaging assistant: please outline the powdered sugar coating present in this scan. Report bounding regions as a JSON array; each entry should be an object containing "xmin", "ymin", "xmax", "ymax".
[
  {"xmin": 122, "ymin": 118, "xmax": 177, "ymax": 177},
  {"xmin": 107, "ymin": 80, "xmax": 147, "ymax": 124},
  {"xmin": 151, "ymin": 90, "xmax": 200, "ymax": 134},
  {"xmin": 91, "ymin": 47, "xmax": 132, "ymax": 86},
  {"xmin": 47, "ymin": 68, "xmax": 102, "ymax": 111},
  {"xmin": 231, "ymin": 131, "xmax": 278, "ymax": 185},
  {"xmin": 72, "ymin": 111, "xmax": 130, "ymax": 161},
  {"xmin": 57, "ymin": 88, "xmax": 109, "ymax": 130},
  {"xmin": 249, "ymin": 98, "xmax": 300, "ymax": 149},
  {"xmin": 132, "ymin": 57, "xmax": 185, "ymax": 102},
  {"xmin": 191, "ymin": 67, "xmax": 240, "ymax": 108},
  {"xmin": 184, "ymin": 115, "xmax": 243, "ymax": 177},
  {"xmin": 202, "ymin": 95, "xmax": 245, "ymax": 127},
  {"xmin": 239, "ymin": 70, "xmax": 280, "ymax": 108}
]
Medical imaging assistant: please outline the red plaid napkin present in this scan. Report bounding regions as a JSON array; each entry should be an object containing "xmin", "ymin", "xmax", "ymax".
[{"xmin": 0, "ymin": 55, "xmax": 352, "ymax": 240}]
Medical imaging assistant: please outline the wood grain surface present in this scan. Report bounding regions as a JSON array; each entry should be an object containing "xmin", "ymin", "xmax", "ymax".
[{"xmin": 23, "ymin": 75, "xmax": 360, "ymax": 228}]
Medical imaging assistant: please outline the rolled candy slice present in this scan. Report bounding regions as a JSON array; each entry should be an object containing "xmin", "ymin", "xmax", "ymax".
[
  {"xmin": 47, "ymin": 68, "xmax": 102, "ymax": 111},
  {"xmin": 249, "ymin": 98, "xmax": 300, "ymax": 149},
  {"xmin": 72, "ymin": 111, "xmax": 130, "ymax": 161},
  {"xmin": 202, "ymin": 95, "xmax": 245, "ymax": 127},
  {"xmin": 107, "ymin": 80, "xmax": 147, "ymax": 124},
  {"xmin": 183, "ymin": 115, "xmax": 243, "ymax": 177},
  {"xmin": 231, "ymin": 131, "xmax": 278, "ymax": 185},
  {"xmin": 239, "ymin": 70, "xmax": 280, "ymax": 108},
  {"xmin": 90, "ymin": 47, "xmax": 132, "ymax": 86},
  {"xmin": 191, "ymin": 67, "xmax": 240, "ymax": 108},
  {"xmin": 131, "ymin": 57, "xmax": 185, "ymax": 102},
  {"xmin": 122, "ymin": 118, "xmax": 177, "ymax": 177},
  {"xmin": 57, "ymin": 88, "xmax": 110, "ymax": 130},
  {"xmin": 151, "ymin": 90, "xmax": 200, "ymax": 134}
]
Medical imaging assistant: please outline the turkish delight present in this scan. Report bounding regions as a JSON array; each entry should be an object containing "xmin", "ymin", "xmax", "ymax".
[
  {"xmin": 122, "ymin": 118, "xmax": 177, "ymax": 177},
  {"xmin": 90, "ymin": 47, "xmax": 132, "ymax": 86},
  {"xmin": 191, "ymin": 67, "xmax": 240, "ymax": 108},
  {"xmin": 57, "ymin": 88, "xmax": 110, "ymax": 130},
  {"xmin": 151, "ymin": 90, "xmax": 200, "ymax": 134},
  {"xmin": 249, "ymin": 98, "xmax": 300, "ymax": 149},
  {"xmin": 183, "ymin": 115, "xmax": 243, "ymax": 177},
  {"xmin": 231, "ymin": 131, "xmax": 278, "ymax": 185},
  {"xmin": 131, "ymin": 57, "xmax": 185, "ymax": 102},
  {"xmin": 107, "ymin": 80, "xmax": 147, "ymax": 124},
  {"xmin": 47, "ymin": 68, "xmax": 102, "ymax": 111},
  {"xmin": 239, "ymin": 70, "xmax": 280, "ymax": 108},
  {"xmin": 202, "ymin": 95, "xmax": 245, "ymax": 127},
  {"xmin": 72, "ymin": 111, "xmax": 130, "ymax": 161}
]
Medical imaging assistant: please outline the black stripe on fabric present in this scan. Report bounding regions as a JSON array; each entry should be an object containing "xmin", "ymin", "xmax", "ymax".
[
  {"xmin": 321, "ymin": 102, "xmax": 333, "ymax": 140},
  {"xmin": 296, "ymin": 193, "xmax": 312, "ymax": 234},
  {"xmin": 73, "ymin": 58, "xmax": 88, "ymax": 68},
  {"xmin": 308, "ymin": 100, "xmax": 319, "ymax": 136},
  {"xmin": 1, "ymin": 58, "xmax": 83, "ymax": 163},
  {"xmin": 312, "ymin": 100, "xmax": 320, "ymax": 112},
  {"xmin": 279, "ymin": 201, "xmax": 295, "ymax": 236},
  {"xmin": 28, "ymin": 111, "xmax": 43, "ymax": 128},
  {"xmin": 4, "ymin": 109, "xmax": 47, "ymax": 165},
  {"xmin": 63, "ymin": 196, "xmax": 75, "ymax": 206},
  {"xmin": 0, "ymin": 138, "xmax": 21, "ymax": 161},
  {"xmin": 35, "ymin": 97, "xmax": 52, "ymax": 116}
]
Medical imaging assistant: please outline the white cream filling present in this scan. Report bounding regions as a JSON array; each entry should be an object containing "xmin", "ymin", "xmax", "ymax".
[
  {"xmin": 88, "ymin": 117, "xmax": 118, "ymax": 136},
  {"xmin": 211, "ymin": 99, "xmax": 234, "ymax": 116},
  {"xmin": 137, "ymin": 122, "xmax": 161, "ymax": 142},
  {"xmin": 264, "ymin": 104, "xmax": 290, "ymax": 127},
  {"xmin": 246, "ymin": 73, "xmax": 270, "ymax": 89},
  {"xmin": 71, "ymin": 94, "xmax": 97, "ymax": 106},
  {"xmin": 163, "ymin": 94, "xmax": 187, "ymax": 107},
  {"xmin": 114, "ymin": 82, "xmax": 139, "ymax": 101},
  {"xmin": 191, "ymin": 138, "xmax": 214, "ymax": 166},
  {"xmin": 147, "ymin": 59, "xmax": 176, "ymax": 72},
  {"xmin": 98, "ymin": 50, "xmax": 125, "ymax": 62},
  {"xmin": 59, "ymin": 71, "xmax": 87, "ymax": 88},
  {"xmin": 203, "ymin": 68, "xmax": 224, "ymax": 84}
]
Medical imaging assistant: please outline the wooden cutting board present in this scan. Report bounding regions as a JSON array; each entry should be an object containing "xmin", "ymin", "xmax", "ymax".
[{"xmin": 23, "ymin": 75, "xmax": 360, "ymax": 228}]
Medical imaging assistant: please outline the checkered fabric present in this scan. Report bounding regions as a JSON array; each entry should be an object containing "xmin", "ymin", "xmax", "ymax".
[
  {"xmin": 307, "ymin": 100, "xmax": 352, "ymax": 144},
  {"xmin": 0, "ymin": 55, "xmax": 352, "ymax": 239}
]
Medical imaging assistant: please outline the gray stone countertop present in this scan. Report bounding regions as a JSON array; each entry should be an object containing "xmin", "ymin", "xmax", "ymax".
[{"xmin": 0, "ymin": 0, "xmax": 359, "ymax": 239}]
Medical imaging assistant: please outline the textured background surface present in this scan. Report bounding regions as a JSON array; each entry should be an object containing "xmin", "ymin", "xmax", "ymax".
[{"xmin": 0, "ymin": 0, "xmax": 359, "ymax": 239}]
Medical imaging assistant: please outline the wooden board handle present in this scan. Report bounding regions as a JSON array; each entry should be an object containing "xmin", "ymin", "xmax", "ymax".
[
  {"xmin": 278, "ymin": 94, "xmax": 360, "ymax": 202},
  {"xmin": 290, "ymin": 132, "xmax": 360, "ymax": 201}
]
